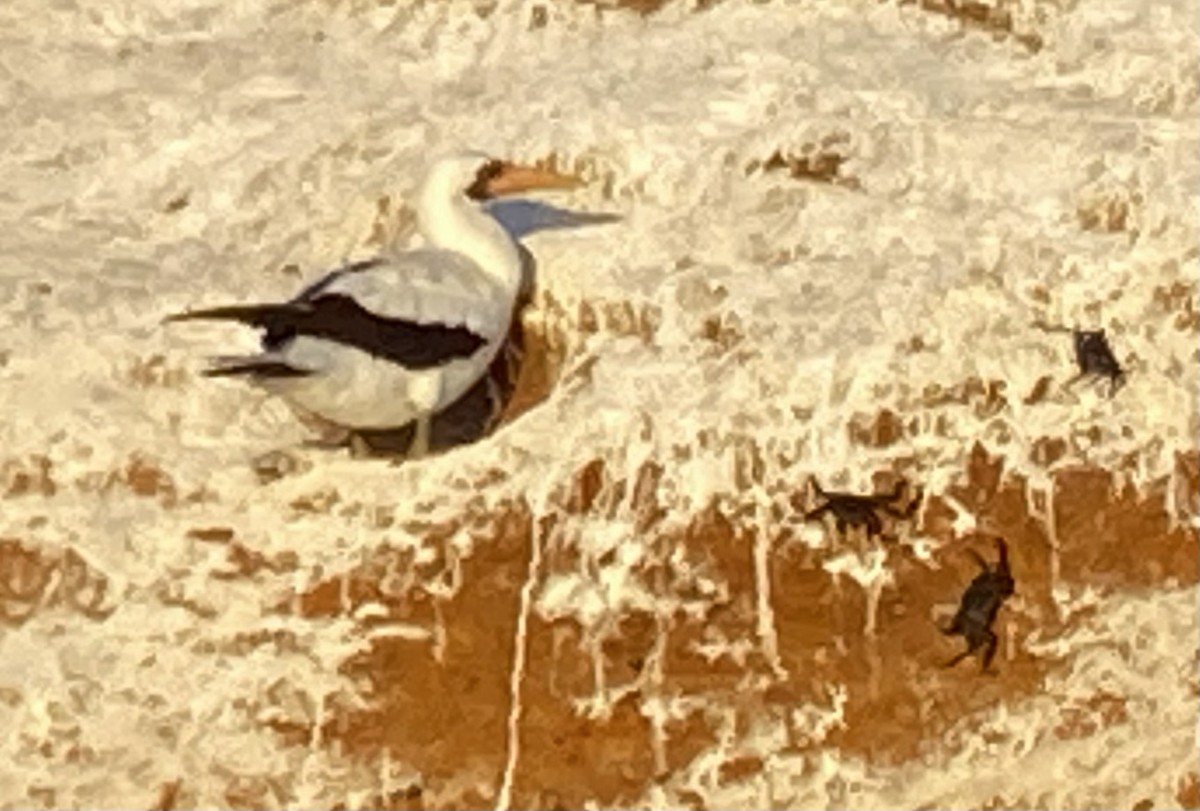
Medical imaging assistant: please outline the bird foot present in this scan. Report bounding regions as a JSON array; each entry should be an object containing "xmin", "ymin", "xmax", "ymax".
[{"xmin": 406, "ymin": 418, "xmax": 432, "ymax": 461}]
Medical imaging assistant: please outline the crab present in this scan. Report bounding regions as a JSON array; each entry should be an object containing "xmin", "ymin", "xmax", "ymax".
[
  {"xmin": 1033, "ymin": 321, "xmax": 1127, "ymax": 396},
  {"xmin": 1066, "ymin": 328, "xmax": 1126, "ymax": 395},
  {"xmin": 941, "ymin": 537, "xmax": 1015, "ymax": 672},
  {"xmin": 803, "ymin": 478, "xmax": 922, "ymax": 541}
]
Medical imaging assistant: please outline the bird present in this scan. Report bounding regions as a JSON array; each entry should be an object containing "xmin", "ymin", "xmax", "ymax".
[{"xmin": 166, "ymin": 151, "xmax": 583, "ymax": 458}]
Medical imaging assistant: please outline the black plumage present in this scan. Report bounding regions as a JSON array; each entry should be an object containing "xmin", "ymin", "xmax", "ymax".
[{"xmin": 166, "ymin": 292, "xmax": 487, "ymax": 371}]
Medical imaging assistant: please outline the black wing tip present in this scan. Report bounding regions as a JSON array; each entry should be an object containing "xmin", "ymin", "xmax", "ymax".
[
  {"xmin": 293, "ymin": 293, "xmax": 489, "ymax": 369},
  {"xmin": 162, "ymin": 302, "xmax": 302, "ymax": 325},
  {"xmin": 162, "ymin": 306, "xmax": 241, "ymax": 325},
  {"xmin": 203, "ymin": 361, "xmax": 314, "ymax": 379}
]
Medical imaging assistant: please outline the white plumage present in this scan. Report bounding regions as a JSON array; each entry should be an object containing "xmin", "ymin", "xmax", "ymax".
[
  {"xmin": 247, "ymin": 251, "xmax": 509, "ymax": 428},
  {"xmin": 168, "ymin": 151, "xmax": 582, "ymax": 456}
]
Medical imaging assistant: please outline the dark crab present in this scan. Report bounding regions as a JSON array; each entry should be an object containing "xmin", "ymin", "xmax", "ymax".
[
  {"xmin": 941, "ymin": 537, "xmax": 1015, "ymax": 672},
  {"xmin": 804, "ymin": 478, "xmax": 922, "ymax": 540},
  {"xmin": 1034, "ymin": 321, "xmax": 1127, "ymax": 396},
  {"xmin": 1067, "ymin": 328, "xmax": 1126, "ymax": 395}
]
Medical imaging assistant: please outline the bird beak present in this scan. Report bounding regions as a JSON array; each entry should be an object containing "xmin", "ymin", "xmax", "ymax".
[{"xmin": 484, "ymin": 161, "xmax": 584, "ymax": 197}]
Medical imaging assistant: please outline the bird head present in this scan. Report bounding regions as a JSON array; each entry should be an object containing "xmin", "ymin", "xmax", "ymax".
[{"xmin": 422, "ymin": 151, "xmax": 583, "ymax": 203}]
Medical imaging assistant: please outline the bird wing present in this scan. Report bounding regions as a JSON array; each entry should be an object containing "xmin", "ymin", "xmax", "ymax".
[
  {"xmin": 317, "ymin": 249, "xmax": 515, "ymax": 340},
  {"xmin": 168, "ymin": 295, "xmax": 488, "ymax": 370},
  {"xmin": 167, "ymin": 250, "xmax": 510, "ymax": 371}
]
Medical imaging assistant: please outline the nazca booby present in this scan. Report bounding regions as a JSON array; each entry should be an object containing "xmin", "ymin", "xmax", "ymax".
[{"xmin": 167, "ymin": 152, "xmax": 582, "ymax": 457}]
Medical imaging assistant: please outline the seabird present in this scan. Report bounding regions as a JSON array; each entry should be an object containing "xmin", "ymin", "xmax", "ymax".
[{"xmin": 167, "ymin": 151, "xmax": 583, "ymax": 457}]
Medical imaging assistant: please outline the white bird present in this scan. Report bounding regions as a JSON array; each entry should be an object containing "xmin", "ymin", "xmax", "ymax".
[{"xmin": 167, "ymin": 151, "xmax": 583, "ymax": 457}]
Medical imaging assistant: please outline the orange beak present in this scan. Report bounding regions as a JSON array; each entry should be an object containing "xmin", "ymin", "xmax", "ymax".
[{"xmin": 484, "ymin": 161, "xmax": 584, "ymax": 197}]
